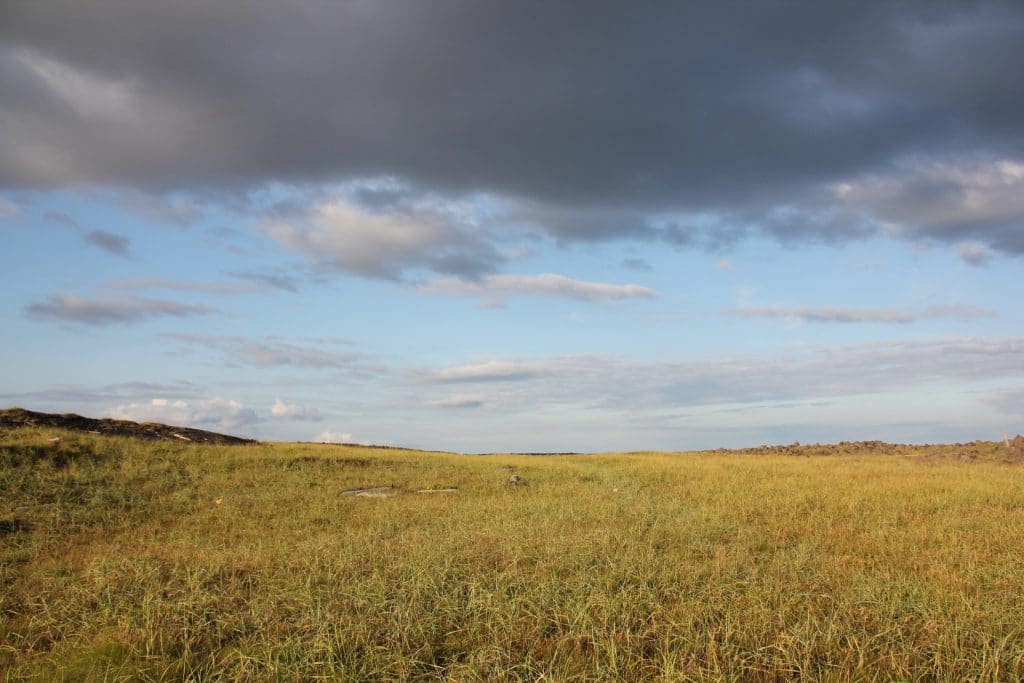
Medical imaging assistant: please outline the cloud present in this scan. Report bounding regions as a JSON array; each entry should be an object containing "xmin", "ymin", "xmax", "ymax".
[
  {"xmin": 416, "ymin": 337, "xmax": 1024, "ymax": 415},
  {"xmin": 832, "ymin": 159, "xmax": 1024, "ymax": 254},
  {"xmin": 82, "ymin": 229, "xmax": 130, "ymax": 255},
  {"xmin": 0, "ymin": 197, "xmax": 18, "ymax": 218},
  {"xmin": 725, "ymin": 304, "xmax": 996, "ymax": 324},
  {"xmin": 957, "ymin": 241, "xmax": 994, "ymax": 267},
  {"xmin": 418, "ymin": 273, "xmax": 657, "ymax": 302},
  {"xmin": 114, "ymin": 190, "xmax": 202, "ymax": 227},
  {"xmin": 266, "ymin": 196, "xmax": 503, "ymax": 281},
  {"xmin": 104, "ymin": 397, "xmax": 259, "ymax": 430},
  {"xmin": 270, "ymin": 398, "xmax": 323, "ymax": 421},
  {"xmin": 621, "ymin": 258, "xmax": 652, "ymax": 272},
  {"xmin": 43, "ymin": 211, "xmax": 78, "ymax": 228},
  {"xmin": 987, "ymin": 388, "xmax": 1024, "ymax": 423},
  {"xmin": 425, "ymin": 360, "xmax": 543, "ymax": 384},
  {"xmin": 428, "ymin": 395, "xmax": 485, "ymax": 409},
  {"xmin": 105, "ymin": 277, "xmax": 256, "ymax": 294},
  {"xmin": 25, "ymin": 293, "xmax": 215, "ymax": 325},
  {"xmin": 0, "ymin": 380, "xmax": 201, "ymax": 405},
  {"xmin": 315, "ymin": 430, "xmax": 353, "ymax": 444},
  {"xmin": 165, "ymin": 334, "xmax": 368, "ymax": 370},
  {"xmin": 2, "ymin": 3, "xmax": 1023, "ymax": 257},
  {"xmin": 225, "ymin": 269, "xmax": 300, "ymax": 293}
]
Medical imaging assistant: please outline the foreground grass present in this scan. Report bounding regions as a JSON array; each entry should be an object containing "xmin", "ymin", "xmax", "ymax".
[{"xmin": 2, "ymin": 428, "xmax": 1024, "ymax": 681}]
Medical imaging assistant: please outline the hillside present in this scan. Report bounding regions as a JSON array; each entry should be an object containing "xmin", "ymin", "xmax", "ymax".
[{"xmin": 0, "ymin": 407, "xmax": 256, "ymax": 445}]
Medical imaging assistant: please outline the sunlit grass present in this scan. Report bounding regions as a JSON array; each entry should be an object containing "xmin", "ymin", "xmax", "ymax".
[{"xmin": 3, "ymin": 427, "xmax": 1023, "ymax": 680}]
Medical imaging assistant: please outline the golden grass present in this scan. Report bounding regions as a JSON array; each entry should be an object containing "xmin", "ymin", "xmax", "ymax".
[{"xmin": 2, "ymin": 427, "xmax": 1024, "ymax": 681}]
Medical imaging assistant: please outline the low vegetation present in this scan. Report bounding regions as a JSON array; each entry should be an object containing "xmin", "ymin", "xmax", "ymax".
[{"xmin": 2, "ymin": 423, "xmax": 1024, "ymax": 681}]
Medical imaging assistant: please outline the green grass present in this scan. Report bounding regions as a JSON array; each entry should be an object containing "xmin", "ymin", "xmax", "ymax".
[{"xmin": 3, "ymin": 427, "xmax": 1024, "ymax": 681}]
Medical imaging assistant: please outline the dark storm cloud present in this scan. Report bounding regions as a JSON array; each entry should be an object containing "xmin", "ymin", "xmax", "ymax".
[{"xmin": 2, "ymin": 1, "xmax": 1022, "ymax": 252}]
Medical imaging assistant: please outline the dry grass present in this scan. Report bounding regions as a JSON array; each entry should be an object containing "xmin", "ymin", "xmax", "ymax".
[{"xmin": 2, "ymin": 426, "xmax": 1024, "ymax": 681}]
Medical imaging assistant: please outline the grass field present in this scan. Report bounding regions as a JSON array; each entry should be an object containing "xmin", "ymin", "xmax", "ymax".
[{"xmin": 2, "ymin": 426, "xmax": 1024, "ymax": 681}]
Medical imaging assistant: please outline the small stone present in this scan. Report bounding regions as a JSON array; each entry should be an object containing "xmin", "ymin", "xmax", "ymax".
[{"xmin": 342, "ymin": 486, "xmax": 394, "ymax": 497}]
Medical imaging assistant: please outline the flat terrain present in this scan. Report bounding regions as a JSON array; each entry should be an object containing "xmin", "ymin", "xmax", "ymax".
[{"xmin": 2, "ymin": 421, "xmax": 1024, "ymax": 681}]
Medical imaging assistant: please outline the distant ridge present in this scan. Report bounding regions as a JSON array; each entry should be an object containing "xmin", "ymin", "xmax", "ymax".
[{"xmin": 0, "ymin": 407, "xmax": 256, "ymax": 445}]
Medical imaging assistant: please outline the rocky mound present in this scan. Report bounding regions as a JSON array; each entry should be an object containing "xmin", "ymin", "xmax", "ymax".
[
  {"xmin": 0, "ymin": 407, "xmax": 256, "ymax": 445},
  {"xmin": 703, "ymin": 436, "xmax": 1024, "ymax": 464}
]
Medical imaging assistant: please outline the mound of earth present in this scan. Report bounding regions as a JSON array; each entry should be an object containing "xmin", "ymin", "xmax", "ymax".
[
  {"xmin": 1008, "ymin": 435, "xmax": 1024, "ymax": 461},
  {"xmin": 0, "ymin": 407, "xmax": 256, "ymax": 445}
]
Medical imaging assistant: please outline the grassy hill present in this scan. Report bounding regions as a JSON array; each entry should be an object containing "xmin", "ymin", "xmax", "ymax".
[{"xmin": 2, "ymin": 421, "xmax": 1023, "ymax": 680}]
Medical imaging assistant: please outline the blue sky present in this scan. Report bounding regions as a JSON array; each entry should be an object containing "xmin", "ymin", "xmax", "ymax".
[{"xmin": 2, "ymin": 2, "xmax": 1023, "ymax": 450}]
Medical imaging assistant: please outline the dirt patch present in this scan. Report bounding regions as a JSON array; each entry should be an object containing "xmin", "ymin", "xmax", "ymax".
[{"xmin": 0, "ymin": 407, "xmax": 256, "ymax": 445}]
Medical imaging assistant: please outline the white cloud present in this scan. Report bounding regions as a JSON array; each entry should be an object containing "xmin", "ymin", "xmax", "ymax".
[
  {"xmin": 833, "ymin": 158, "xmax": 1024, "ymax": 252},
  {"xmin": 315, "ymin": 430, "xmax": 353, "ymax": 444},
  {"xmin": 418, "ymin": 273, "xmax": 657, "ymax": 302},
  {"xmin": 270, "ymin": 398, "xmax": 323, "ymax": 421},
  {"xmin": 266, "ymin": 194, "xmax": 502, "ymax": 280},
  {"xmin": 104, "ymin": 398, "xmax": 259, "ymax": 430},
  {"xmin": 427, "ymin": 360, "xmax": 543, "ymax": 383},
  {"xmin": 415, "ymin": 337, "xmax": 1024, "ymax": 415}
]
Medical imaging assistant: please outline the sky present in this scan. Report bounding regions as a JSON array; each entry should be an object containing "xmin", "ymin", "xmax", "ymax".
[{"xmin": 1, "ymin": 1, "xmax": 1023, "ymax": 451}]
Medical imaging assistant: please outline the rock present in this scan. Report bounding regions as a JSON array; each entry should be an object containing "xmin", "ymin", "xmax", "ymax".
[
  {"xmin": 416, "ymin": 488, "xmax": 458, "ymax": 494},
  {"xmin": 341, "ymin": 486, "xmax": 394, "ymax": 497}
]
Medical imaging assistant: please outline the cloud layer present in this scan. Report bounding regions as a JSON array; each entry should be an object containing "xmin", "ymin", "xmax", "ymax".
[
  {"xmin": 419, "ymin": 337, "xmax": 1024, "ymax": 415},
  {"xmin": 419, "ymin": 273, "xmax": 657, "ymax": 302},
  {"xmin": 165, "ymin": 334, "xmax": 368, "ymax": 370},
  {"xmin": 270, "ymin": 398, "xmax": 323, "ymax": 421},
  {"xmin": 725, "ymin": 305, "xmax": 996, "ymax": 325},
  {"xmin": 2, "ymin": 2, "xmax": 1022, "ymax": 258},
  {"xmin": 26, "ymin": 293, "xmax": 215, "ymax": 325},
  {"xmin": 105, "ymin": 397, "xmax": 258, "ymax": 430}
]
